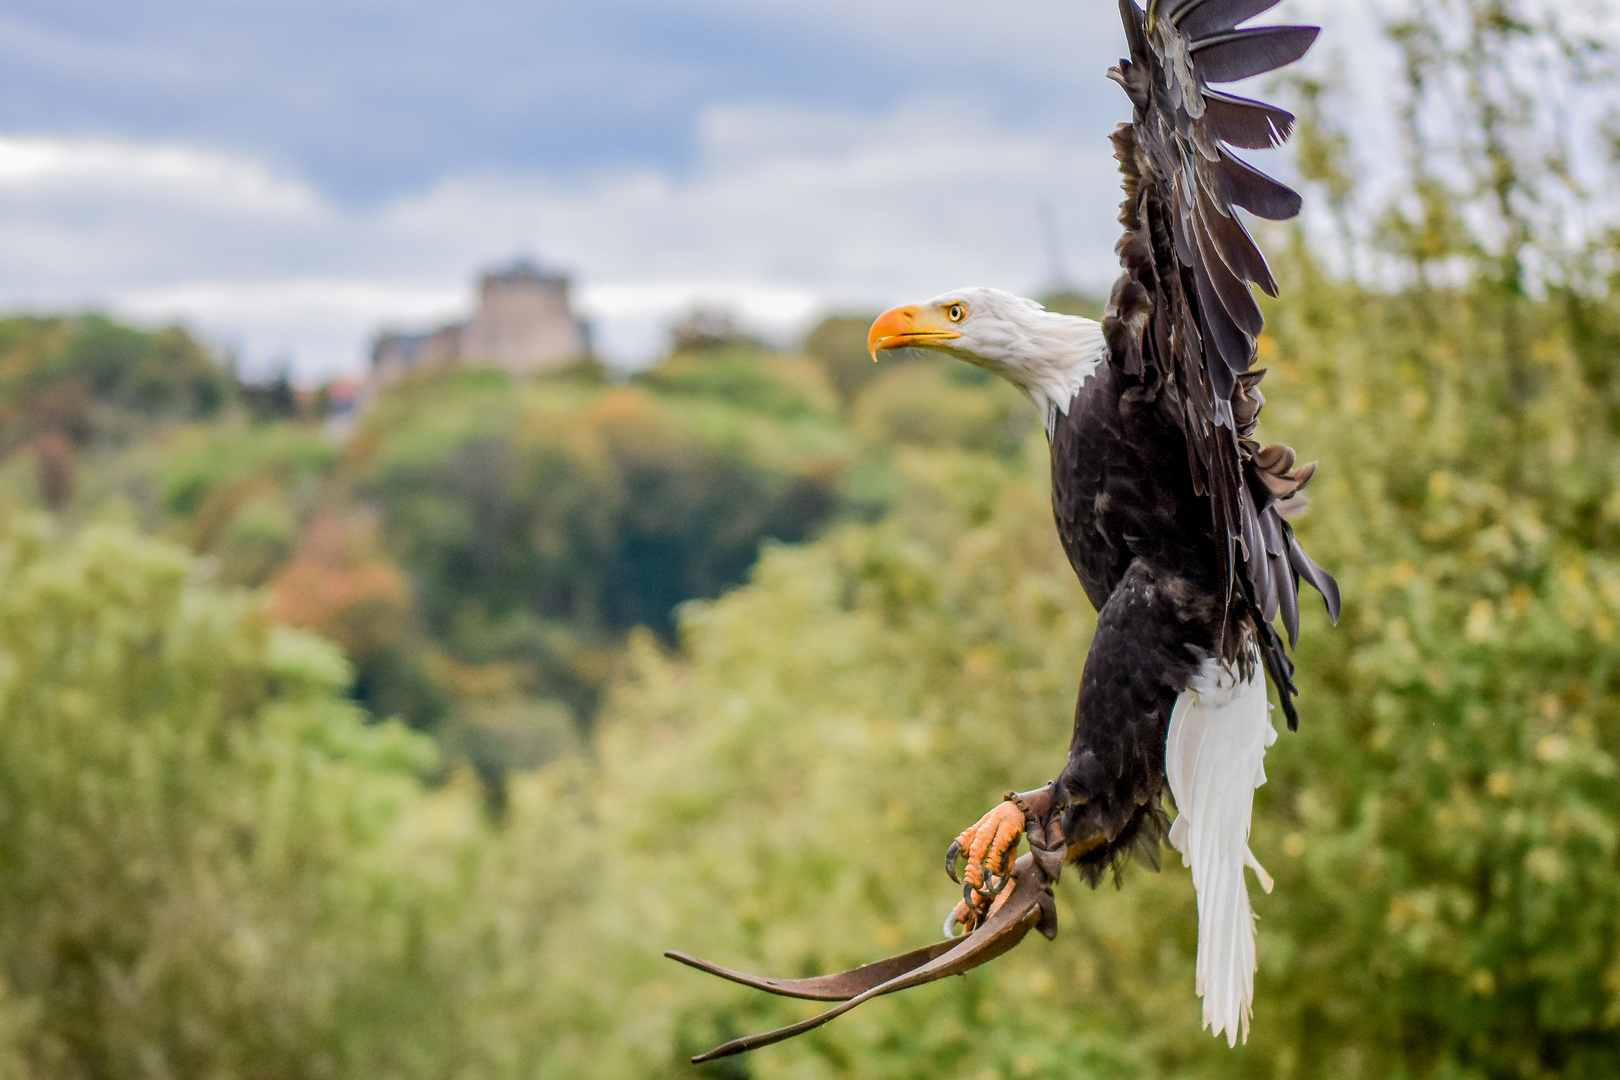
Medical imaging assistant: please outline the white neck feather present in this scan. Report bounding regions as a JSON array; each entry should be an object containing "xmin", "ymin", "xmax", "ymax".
[{"xmin": 928, "ymin": 288, "xmax": 1106, "ymax": 420}]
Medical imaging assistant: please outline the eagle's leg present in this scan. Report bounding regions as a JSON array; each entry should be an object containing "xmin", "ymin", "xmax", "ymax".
[{"xmin": 944, "ymin": 786, "xmax": 1067, "ymax": 935}]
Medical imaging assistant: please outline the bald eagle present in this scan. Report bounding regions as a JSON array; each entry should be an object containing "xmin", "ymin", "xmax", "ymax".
[{"xmin": 670, "ymin": 0, "xmax": 1339, "ymax": 1059}]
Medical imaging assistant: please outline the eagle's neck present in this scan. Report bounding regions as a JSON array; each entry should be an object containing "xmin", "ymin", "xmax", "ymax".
[
  {"xmin": 947, "ymin": 303, "xmax": 1106, "ymax": 423},
  {"xmin": 1015, "ymin": 313, "xmax": 1106, "ymax": 419}
]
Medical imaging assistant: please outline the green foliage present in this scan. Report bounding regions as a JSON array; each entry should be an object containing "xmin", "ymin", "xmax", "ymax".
[
  {"xmin": 21, "ymin": 259, "xmax": 1620, "ymax": 1072},
  {"xmin": 853, "ymin": 362, "xmax": 1035, "ymax": 460},
  {"xmin": 9, "ymin": 239, "xmax": 1620, "ymax": 1080},
  {"xmin": 638, "ymin": 346, "xmax": 838, "ymax": 420},
  {"xmin": 0, "ymin": 518, "xmax": 488, "ymax": 1076},
  {"xmin": 0, "ymin": 316, "xmax": 236, "ymax": 513},
  {"xmin": 149, "ymin": 421, "xmax": 337, "ymax": 583},
  {"xmin": 346, "ymin": 364, "xmax": 855, "ymax": 737},
  {"xmin": 0, "ymin": 315, "xmax": 230, "ymax": 455},
  {"xmin": 1038, "ymin": 291, "xmax": 1105, "ymax": 321},
  {"xmin": 803, "ymin": 313, "xmax": 888, "ymax": 406}
]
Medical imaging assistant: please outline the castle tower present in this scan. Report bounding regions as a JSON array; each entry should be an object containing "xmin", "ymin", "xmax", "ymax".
[{"xmin": 459, "ymin": 262, "xmax": 588, "ymax": 373}]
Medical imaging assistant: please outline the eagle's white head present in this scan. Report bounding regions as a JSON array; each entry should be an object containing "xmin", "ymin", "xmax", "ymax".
[{"xmin": 866, "ymin": 287, "xmax": 1106, "ymax": 420}]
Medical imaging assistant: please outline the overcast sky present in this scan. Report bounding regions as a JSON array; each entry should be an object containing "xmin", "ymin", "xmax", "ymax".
[{"xmin": 0, "ymin": 0, "xmax": 1393, "ymax": 379}]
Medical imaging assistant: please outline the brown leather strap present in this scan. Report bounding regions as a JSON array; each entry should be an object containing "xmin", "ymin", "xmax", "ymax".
[
  {"xmin": 664, "ymin": 938, "xmax": 959, "ymax": 1002},
  {"xmin": 671, "ymin": 854, "xmax": 1050, "ymax": 1063}
]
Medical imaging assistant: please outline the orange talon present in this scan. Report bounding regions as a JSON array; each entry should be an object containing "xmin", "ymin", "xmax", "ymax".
[
  {"xmin": 960, "ymin": 800, "xmax": 1025, "ymax": 887},
  {"xmin": 943, "ymin": 796, "xmax": 1029, "ymax": 937}
]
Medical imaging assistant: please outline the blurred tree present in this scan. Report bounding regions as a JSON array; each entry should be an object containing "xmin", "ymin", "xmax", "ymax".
[
  {"xmin": 853, "ymin": 362, "xmax": 1035, "ymax": 460},
  {"xmin": 149, "ymin": 421, "xmax": 339, "ymax": 585},
  {"xmin": 0, "ymin": 316, "xmax": 230, "ymax": 459},
  {"xmin": 803, "ymin": 313, "xmax": 892, "ymax": 406},
  {"xmin": 240, "ymin": 365, "xmax": 302, "ymax": 422},
  {"xmin": 333, "ymin": 364, "xmax": 855, "ymax": 788},
  {"xmin": 0, "ymin": 517, "xmax": 550, "ymax": 1078},
  {"xmin": 267, "ymin": 511, "xmax": 445, "ymax": 732},
  {"xmin": 1037, "ymin": 291, "xmax": 1105, "ymax": 321},
  {"xmin": 670, "ymin": 308, "xmax": 761, "ymax": 354}
]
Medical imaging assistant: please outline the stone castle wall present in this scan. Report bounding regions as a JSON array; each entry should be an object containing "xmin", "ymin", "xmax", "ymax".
[{"xmin": 369, "ymin": 261, "xmax": 588, "ymax": 390}]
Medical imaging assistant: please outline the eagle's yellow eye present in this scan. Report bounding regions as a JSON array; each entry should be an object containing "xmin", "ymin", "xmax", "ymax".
[{"xmin": 947, "ymin": 303, "xmax": 966, "ymax": 323}]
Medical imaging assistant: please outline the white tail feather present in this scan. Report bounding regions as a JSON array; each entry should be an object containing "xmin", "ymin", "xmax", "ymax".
[{"xmin": 1165, "ymin": 653, "xmax": 1277, "ymax": 1047}]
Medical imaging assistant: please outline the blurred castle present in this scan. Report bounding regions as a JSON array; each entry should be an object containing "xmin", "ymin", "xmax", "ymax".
[{"xmin": 369, "ymin": 261, "xmax": 590, "ymax": 389}]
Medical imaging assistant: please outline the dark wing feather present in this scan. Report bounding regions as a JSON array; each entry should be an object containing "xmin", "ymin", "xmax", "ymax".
[
  {"xmin": 1155, "ymin": 0, "xmax": 1205, "ymax": 23},
  {"xmin": 1288, "ymin": 533, "xmax": 1342, "ymax": 621},
  {"xmin": 1192, "ymin": 25, "xmax": 1321, "ymax": 83},
  {"xmin": 1242, "ymin": 486, "xmax": 1277, "ymax": 621},
  {"xmin": 1203, "ymin": 90, "xmax": 1295, "ymax": 151},
  {"xmin": 1175, "ymin": 0, "xmax": 1281, "ymax": 39},
  {"xmin": 1275, "ymin": 552, "xmax": 1300, "ymax": 646},
  {"xmin": 1103, "ymin": 0, "xmax": 1337, "ymax": 724},
  {"xmin": 1215, "ymin": 149, "xmax": 1303, "ymax": 220},
  {"xmin": 1191, "ymin": 195, "xmax": 1264, "ymax": 335},
  {"xmin": 1197, "ymin": 185, "xmax": 1278, "ymax": 295},
  {"xmin": 1190, "ymin": 256, "xmax": 1249, "ymax": 393},
  {"xmin": 1259, "ymin": 510, "xmax": 1296, "ymax": 642}
]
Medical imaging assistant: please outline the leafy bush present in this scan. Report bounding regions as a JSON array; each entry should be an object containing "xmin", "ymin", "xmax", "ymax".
[{"xmin": 0, "ymin": 519, "xmax": 448, "ymax": 1075}]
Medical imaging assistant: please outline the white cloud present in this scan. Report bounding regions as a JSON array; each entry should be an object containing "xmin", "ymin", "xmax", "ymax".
[
  {"xmin": 0, "ymin": 96, "xmax": 1122, "ymax": 380},
  {"xmin": 116, "ymin": 279, "xmax": 466, "ymax": 382},
  {"xmin": 0, "ymin": 134, "xmax": 319, "ymax": 214}
]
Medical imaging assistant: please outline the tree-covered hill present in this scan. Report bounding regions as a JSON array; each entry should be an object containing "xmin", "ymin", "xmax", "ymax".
[{"xmin": 0, "ymin": 305, "xmax": 1035, "ymax": 798}]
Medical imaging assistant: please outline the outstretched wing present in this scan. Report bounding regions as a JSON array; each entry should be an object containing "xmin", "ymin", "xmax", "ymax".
[{"xmin": 1101, "ymin": 0, "xmax": 1340, "ymax": 728}]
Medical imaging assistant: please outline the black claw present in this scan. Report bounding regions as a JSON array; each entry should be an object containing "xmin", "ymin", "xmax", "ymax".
[
  {"xmin": 945, "ymin": 840, "xmax": 962, "ymax": 884},
  {"xmin": 967, "ymin": 869, "xmax": 1010, "ymax": 902}
]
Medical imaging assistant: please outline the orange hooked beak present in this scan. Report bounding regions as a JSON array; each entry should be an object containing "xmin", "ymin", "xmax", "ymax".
[{"xmin": 867, "ymin": 305, "xmax": 962, "ymax": 361}]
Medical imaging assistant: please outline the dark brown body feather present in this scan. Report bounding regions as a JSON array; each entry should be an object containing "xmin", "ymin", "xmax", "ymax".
[{"xmin": 1042, "ymin": 0, "xmax": 1340, "ymax": 884}]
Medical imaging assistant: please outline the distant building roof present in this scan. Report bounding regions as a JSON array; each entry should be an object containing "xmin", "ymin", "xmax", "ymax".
[{"xmin": 483, "ymin": 260, "xmax": 568, "ymax": 287}]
